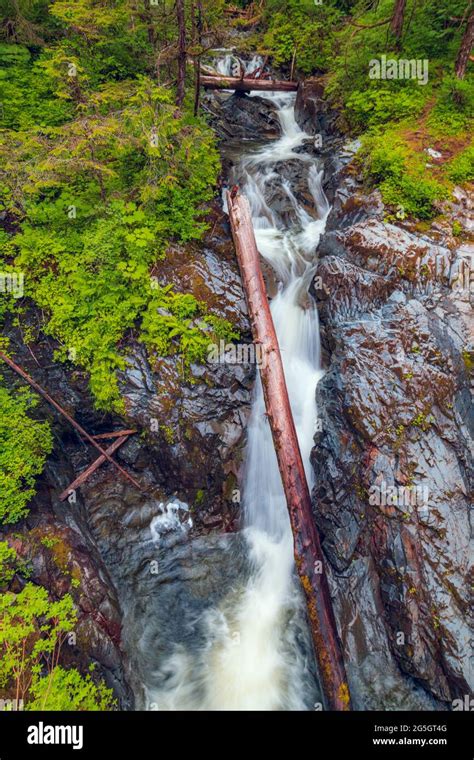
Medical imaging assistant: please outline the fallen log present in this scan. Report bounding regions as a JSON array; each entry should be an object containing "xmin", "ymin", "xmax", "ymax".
[
  {"xmin": 200, "ymin": 75, "xmax": 298, "ymax": 92},
  {"xmin": 226, "ymin": 191, "xmax": 351, "ymax": 711},
  {"xmin": 82, "ymin": 429, "xmax": 137, "ymax": 441},
  {"xmin": 59, "ymin": 435, "xmax": 129, "ymax": 502},
  {"xmin": 0, "ymin": 351, "xmax": 143, "ymax": 492}
]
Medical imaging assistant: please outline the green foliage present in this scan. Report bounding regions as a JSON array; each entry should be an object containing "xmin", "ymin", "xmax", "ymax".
[
  {"xmin": 45, "ymin": 0, "xmax": 153, "ymax": 86},
  {"xmin": 0, "ymin": 3, "xmax": 226, "ymax": 412},
  {"xmin": 141, "ymin": 286, "xmax": 238, "ymax": 367},
  {"xmin": 0, "ymin": 44, "xmax": 72, "ymax": 130},
  {"xmin": 427, "ymin": 75, "xmax": 474, "ymax": 135},
  {"xmin": 360, "ymin": 131, "xmax": 448, "ymax": 219},
  {"xmin": 0, "ymin": 553, "xmax": 115, "ymax": 709},
  {"xmin": 345, "ymin": 86, "xmax": 426, "ymax": 131},
  {"xmin": 0, "ymin": 380, "xmax": 53, "ymax": 524},
  {"xmin": 262, "ymin": 0, "xmax": 342, "ymax": 73},
  {"xmin": 0, "ymin": 541, "xmax": 17, "ymax": 586},
  {"xmin": 0, "ymin": 581, "xmax": 76, "ymax": 689},
  {"xmin": 448, "ymin": 145, "xmax": 474, "ymax": 183},
  {"xmin": 26, "ymin": 666, "xmax": 116, "ymax": 711}
]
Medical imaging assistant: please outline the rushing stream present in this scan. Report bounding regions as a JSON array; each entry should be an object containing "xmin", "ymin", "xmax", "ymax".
[{"xmin": 146, "ymin": 56, "xmax": 329, "ymax": 710}]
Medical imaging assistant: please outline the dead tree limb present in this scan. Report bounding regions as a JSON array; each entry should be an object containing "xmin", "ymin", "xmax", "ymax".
[
  {"xmin": 226, "ymin": 191, "xmax": 351, "ymax": 711},
  {"xmin": 59, "ymin": 435, "xmax": 129, "ymax": 501},
  {"xmin": 83, "ymin": 429, "xmax": 137, "ymax": 441},
  {"xmin": 200, "ymin": 75, "xmax": 298, "ymax": 92},
  {"xmin": 0, "ymin": 351, "xmax": 143, "ymax": 492}
]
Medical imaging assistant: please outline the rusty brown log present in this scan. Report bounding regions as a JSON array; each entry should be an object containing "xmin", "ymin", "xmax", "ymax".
[
  {"xmin": 226, "ymin": 191, "xmax": 351, "ymax": 711},
  {"xmin": 59, "ymin": 436, "xmax": 129, "ymax": 501},
  {"xmin": 0, "ymin": 351, "xmax": 143, "ymax": 492},
  {"xmin": 200, "ymin": 75, "xmax": 298, "ymax": 92},
  {"xmin": 82, "ymin": 429, "xmax": 137, "ymax": 441}
]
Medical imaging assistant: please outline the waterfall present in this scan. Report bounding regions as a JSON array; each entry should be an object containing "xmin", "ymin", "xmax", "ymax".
[{"xmin": 146, "ymin": 73, "xmax": 330, "ymax": 712}]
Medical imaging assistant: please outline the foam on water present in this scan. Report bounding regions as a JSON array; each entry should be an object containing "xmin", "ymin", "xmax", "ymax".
[{"xmin": 146, "ymin": 60, "xmax": 330, "ymax": 711}]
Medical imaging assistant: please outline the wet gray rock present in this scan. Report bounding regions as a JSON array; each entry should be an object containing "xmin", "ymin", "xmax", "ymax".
[
  {"xmin": 114, "ymin": 218, "xmax": 254, "ymax": 533},
  {"xmin": 311, "ymin": 160, "xmax": 473, "ymax": 709},
  {"xmin": 295, "ymin": 78, "xmax": 339, "ymax": 137},
  {"xmin": 71, "ymin": 469, "xmax": 252, "ymax": 706},
  {"xmin": 204, "ymin": 91, "xmax": 281, "ymax": 142}
]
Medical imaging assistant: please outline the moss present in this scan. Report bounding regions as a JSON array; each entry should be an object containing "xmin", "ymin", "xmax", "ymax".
[
  {"xmin": 70, "ymin": 565, "xmax": 82, "ymax": 585},
  {"xmin": 160, "ymin": 425, "xmax": 175, "ymax": 444},
  {"xmin": 48, "ymin": 537, "xmax": 72, "ymax": 573},
  {"xmin": 31, "ymin": 528, "xmax": 71, "ymax": 574},
  {"xmin": 411, "ymin": 411, "xmax": 434, "ymax": 431},
  {"xmin": 355, "ymin": 483, "xmax": 367, "ymax": 500},
  {"xmin": 338, "ymin": 682, "xmax": 351, "ymax": 709},
  {"xmin": 462, "ymin": 349, "xmax": 473, "ymax": 374},
  {"xmin": 40, "ymin": 536, "xmax": 59, "ymax": 550}
]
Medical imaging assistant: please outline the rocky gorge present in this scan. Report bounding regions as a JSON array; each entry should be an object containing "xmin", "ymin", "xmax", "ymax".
[{"xmin": 1, "ymin": 67, "xmax": 472, "ymax": 711}]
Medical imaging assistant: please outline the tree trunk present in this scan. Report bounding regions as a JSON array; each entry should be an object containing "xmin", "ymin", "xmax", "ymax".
[
  {"xmin": 143, "ymin": 0, "xmax": 156, "ymax": 48},
  {"xmin": 391, "ymin": 0, "xmax": 407, "ymax": 41},
  {"xmin": 176, "ymin": 0, "xmax": 186, "ymax": 106},
  {"xmin": 455, "ymin": 7, "xmax": 474, "ymax": 79},
  {"xmin": 193, "ymin": 0, "xmax": 203, "ymax": 116},
  {"xmin": 200, "ymin": 75, "xmax": 298, "ymax": 92},
  {"xmin": 226, "ymin": 191, "xmax": 351, "ymax": 712}
]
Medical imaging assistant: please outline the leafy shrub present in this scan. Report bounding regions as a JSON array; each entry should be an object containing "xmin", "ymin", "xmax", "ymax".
[
  {"xmin": 1, "ymin": 70, "xmax": 223, "ymax": 411},
  {"xmin": 141, "ymin": 287, "xmax": 238, "ymax": 366},
  {"xmin": 262, "ymin": 0, "xmax": 342, "ymax": 74},
  {"xmin": 26, "ymin": 666, "xmax": 116, "ymax": 711},
  {"xmin": 360, "ymin": 131, "xmax": 448, "ymax": 219},
  {"xmin": 345, "ymin": 86, "xmax": 426, "ymax": 131},
  {"xmin": 0, "ymin": 546, "xmax": 115, "ymax": 709},
  {"xmin": 0, "ymin": 381, "xmax": 53, "ymax": 524},
  {"xmin": 427, "ymin": 75, "xmax": 474, "ymax": 135},
  {"xmin": 379, "ymin": 173, "xmax": 447, "ymax": 220},
  {"xmin": 447, "ymin": 145, "xmax": 474, "ymax": 183},
  {"xmin": 0, "ymin": 44, "xmax": 71, "ymax": 130},
  {"xmin": 0, "ymin": 541, "xmax": 16, "ymax": 586}
]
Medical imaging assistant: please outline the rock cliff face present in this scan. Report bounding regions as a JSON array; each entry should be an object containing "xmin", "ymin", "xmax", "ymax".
[
  {"xmin": 299, "ymin": 82, "xmax": 473, "ymax": 709},
  {"xmin": 117, "ymin": 214, "xmax": 253, "ymax": 534}
]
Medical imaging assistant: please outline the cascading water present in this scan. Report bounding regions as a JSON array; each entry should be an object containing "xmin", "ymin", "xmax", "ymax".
[{"xmin": 146, "ymin": 57, "xmax": 330, "ymax": 711}]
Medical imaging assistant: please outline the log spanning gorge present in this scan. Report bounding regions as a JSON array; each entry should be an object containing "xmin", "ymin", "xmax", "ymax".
[{"xmin": 141, "ymin": 55, "xmax": 334, "ymax": 710}]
